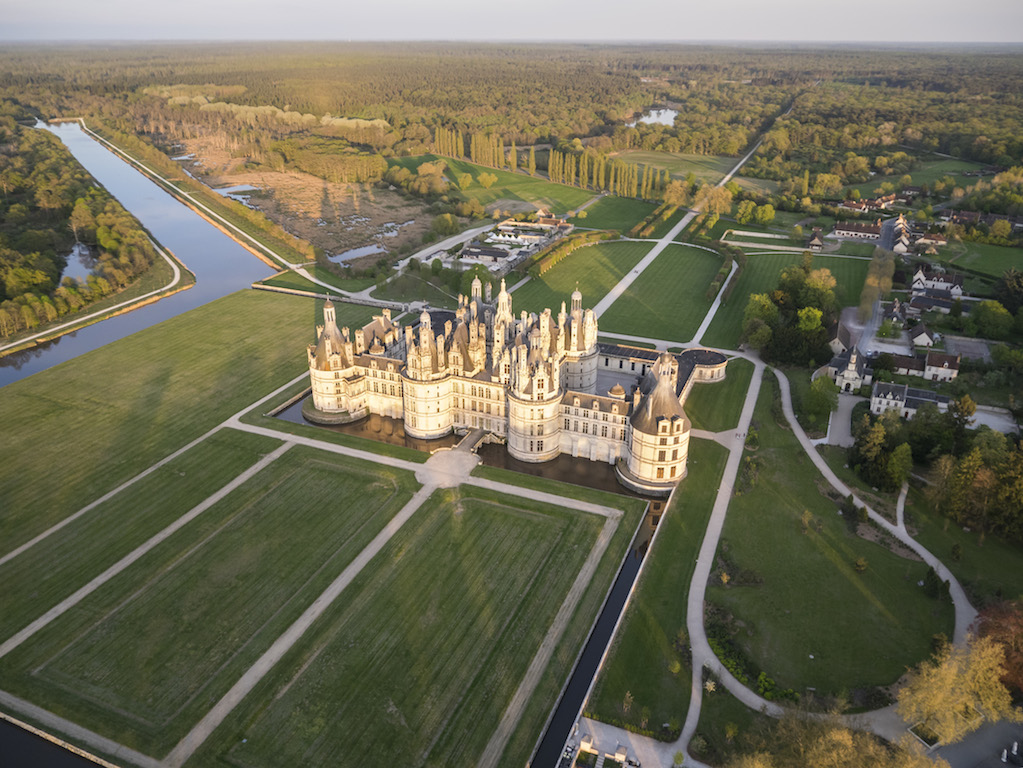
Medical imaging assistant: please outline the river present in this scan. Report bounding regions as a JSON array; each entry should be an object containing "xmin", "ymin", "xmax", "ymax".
[{"xmin": 0, "ymin": 122, "xmax": 273, "ymax": 387}]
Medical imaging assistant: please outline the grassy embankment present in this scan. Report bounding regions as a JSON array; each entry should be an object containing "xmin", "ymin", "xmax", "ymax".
[
  {"xmin": 586, "ymin": 438, "xmax": 730, "ymax": 736},
  {"xmin": 0, "ymin": 244, "xmax": 194, "ymax": 356}
]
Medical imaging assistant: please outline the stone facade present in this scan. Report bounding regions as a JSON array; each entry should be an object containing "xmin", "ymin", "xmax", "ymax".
[{"xmin": 307, "ymin": 279, "xmax": 727, "ymax": 495}]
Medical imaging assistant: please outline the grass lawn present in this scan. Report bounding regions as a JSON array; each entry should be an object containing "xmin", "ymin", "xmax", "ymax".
[
  {"xmin": 570, "ymin": 196, "xmax": 656, "ymax": 233},
  {"xmin": 834, "ymin": 242, "xmax": 877, "ymax": 257},
  {"xmin": 259, "ymin": 267, "xmax": 378, "ymax": 294},
  {"xmin": 511, "ymin": 240, "xmax": 653, "ymax": 314},
  {"xmin": 599, "ymin": 244, "xmax": 720, "ymax": 343},
  {"xmin": 614, "ymin": 150, "xmax": 736, "ymax": 185},
  {"xmin": 904, "ymin": 486, "xmax": 1023, "ymax": 607},
  {"xmin": 191, "ymin": 484, "xmax": 636, "ymax": 768},
  {"xmin": 706, "ymin": 374, "xmax": 954, "ymax": 694},
  {"xmin": 586, "ymin": 439, "xmax": 730, "ymax": 735},
  {"xmin": 0, "ymin": 429, "xmax": 282, "ymax": 643},
  {"xmin": 847, "ymin": 158, "xmax": 988, "ymax": 198},
  {"xmin": 0, "ymin": 290, "xmax": 375, "ymax": 556},
  {"xmin": 0, "ymin": 446, "xmax": 419, "ymax": 757},
  {"xmin": 372, "ymin": 271, "xmax": 459, "ymax": 308},
  {"xmin": 685, "ymin": 358, "xmax": 755, "ymax": 433},
  {"xmin": 391, "ymin": 154, "xmax": 594, "ymax": 214},
  {"xmin": 733, "ymin": 176, "xmax": 781, "ymax": 196},
  {"xmin": 701, "ymin": 254, "xmax": 870, "ymax": 349},
  {"xmin": 942, "ymin": 240, "xmax": 1023, "ymax": 279}
]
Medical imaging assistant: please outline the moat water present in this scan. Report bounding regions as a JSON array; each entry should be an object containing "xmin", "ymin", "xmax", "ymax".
[
  {"xmin": 276, "ymin": 396, "xmax": 660, "ymax": 767},
  {"xmin": 0, "ymin": 122, "xmax": 272, "ymax": 387}
]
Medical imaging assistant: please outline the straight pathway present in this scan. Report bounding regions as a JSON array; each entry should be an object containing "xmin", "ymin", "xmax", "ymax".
[
  {"xmin": 0, "ymin": 443, "xmax": 294, "ymax": 660},
  {"xmin": 161, "ymin": 483, "xmax": 438, "ymax": 767}
]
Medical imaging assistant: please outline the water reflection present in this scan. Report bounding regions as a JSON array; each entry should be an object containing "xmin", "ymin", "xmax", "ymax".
[
  {"xmin": 626, "ymin": 107, "xmax": 679, "ymax": 127},
  {"xmin": 275, "ymin": 397, "xmax": 459, "ymax": 453}
]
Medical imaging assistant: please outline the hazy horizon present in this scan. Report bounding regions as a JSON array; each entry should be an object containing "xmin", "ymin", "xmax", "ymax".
[{"xmin": 3, "ymin": 0, "xmax": 1023, "ymax": 44}]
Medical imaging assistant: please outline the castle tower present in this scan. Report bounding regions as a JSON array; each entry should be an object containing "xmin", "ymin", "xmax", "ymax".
[
  {"xmin": 619, "ymin": 353, "xmax": 690, "ymax": 491},
  {"xmin": 562, "ymin": 288, "xmax": 599, "ymax": 393},
  {"xmin": 506, "ymin": 330, "xmax": 563, "ymax": 463}
]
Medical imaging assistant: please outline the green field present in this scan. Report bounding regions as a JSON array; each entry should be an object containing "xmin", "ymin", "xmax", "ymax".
[
  {"xmin": 0, "ymin": 291, "xmax": 375, "ymax": 555},
  {"xmin": 0, "ymin": 446, "xmax": 419, "ymax": 756},
  {"xmin": 614, "ymin": 150, "xmax": 736, "ymax": 185},
  {"xmin": 0, "ymin": 429, "xmax": 280, "ymax": 642},
  {"xmin": 943, "ymin": 240, "xmax": 1023, "ymax": 278},
  {"xmin": 600, "ymin": 244, "xmax": 721, "ymax": 342},
  {"xmin": 685, "ymin": 358, "xmax": 755, "ymax": 433},
  {"xmin": 733, "ymin": 176, "xmax": 781, "ymax": 195},
  {"xmin": 705, "ymin": 375, "xmax": 954, "ymax": 693},
  {"xmin": 846, "ymin": 158, "xmax": 988, "ymax": 197},
  {"xmin": 391, "ymin": 154, "xmax": 594, "ymax": 213},
  {"xmin": 587, "ymin": 439, "xmax": 729, "ymax": 735},
  {"xmin": 701, "ymin": 253, "xmax": 870, "ymax": 349},
  {"xmin": 260, "ymin": 266, "xmax": 378, "ymax": 294},
  {"xmin": 190, "ymin": 484, "xmax": 620, "ymax": 768},
  {"xmin": 511, "ymin": 240, "xmax": 653, "ymax": 314},
  {"xmin": 372, "ymin": 271, "xmax": 459, "ymax": 308},
  {"xmin": 689, "ymin": 687, "xmax": 775, "ymax": 766},
  {"xmin": 569, "ymin": 196, "xmax": 656, "ymax": 232}
]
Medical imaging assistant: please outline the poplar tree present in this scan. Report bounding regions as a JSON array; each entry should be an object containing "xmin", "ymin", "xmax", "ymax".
[
  {"xmin": 509, "ymin": 141, "xmax": 517, "ymax": 173},
  {"xmin": 527, "ymin": 146, "xmax": 536, "ymax": 176}
]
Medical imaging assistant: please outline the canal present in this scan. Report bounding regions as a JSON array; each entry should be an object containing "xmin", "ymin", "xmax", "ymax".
[{"xmin": 0, "ymin": 122, "xmax": 273, "ymax": 387}]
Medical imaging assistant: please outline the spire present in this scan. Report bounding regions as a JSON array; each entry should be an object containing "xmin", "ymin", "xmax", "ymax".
[{"xmin": 571, "ymin": 283, "xmax": 582, "ymax": 313}]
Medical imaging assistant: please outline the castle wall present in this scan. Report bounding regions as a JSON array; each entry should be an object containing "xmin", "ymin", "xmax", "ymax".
[{"xmin": 627, "ymin": 419, "xmax": 689, "ymax": 483}]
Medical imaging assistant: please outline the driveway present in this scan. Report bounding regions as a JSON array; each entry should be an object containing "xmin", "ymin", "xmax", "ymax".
[{"xmin": 829, "ymin": 394, "xmax": 865, "ymax": 448}]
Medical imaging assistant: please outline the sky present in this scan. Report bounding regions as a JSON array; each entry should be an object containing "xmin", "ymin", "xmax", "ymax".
[{"xmin": 2, "ymin": 0, "xmax": 1023, "ymax": 43}]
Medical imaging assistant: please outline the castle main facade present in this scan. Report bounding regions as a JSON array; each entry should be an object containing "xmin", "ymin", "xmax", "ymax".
[{"xmin": 306, "ymin": 279, "xmax": 727, "ymax": 496}]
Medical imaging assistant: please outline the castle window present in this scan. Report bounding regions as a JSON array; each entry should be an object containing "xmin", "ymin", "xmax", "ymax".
[
  {"xmin": 334, "ymin": 372, "xmax": 340, "ymax": 380},
  {"xmin": 583, "ymin": 423, "xmax": 589, "ymax": 434},
  {"xmin": 670, "ymin": 466, "xmax": 677, "ymax": 478},
  {"xmin": 612, "ymin": 406, "xmax": 618, "ymax": 415},
  {"xmin": 486, "ymin": 403, "xmax": 491, "ymax": 414},
  {"xmin": 619, "ymin": 360, "xmax": 623, "ymax": 369},
  {"xmin": 601, "ymin": 425, "xmax": 608, "ymax": 438},
  {"xmin": 390, "ymin": 385, "xmax": 396, "ymax": 396},
  {"xmin": 564, "ymin": 419, "xmax": 570, "ymax": 429},
  {"xmin": 530, "ymin": 441, "xmax": 534, "ymax": 451},
  {"xmin": 605, "ymin": 359, "xmax": 609, "ymax": 367},
  {"xmin": 538, "ymin": 440, "xmax": 544, "ymax": 451},
  {"xmin": 658, "ymin": 450, "xmax": 666, "ymax": 462},
  {"xmin": 656, "ymin": 467, "xmax": 664, "ymax": 479},
  {"xmin": 659, "ymin": 437, "xmax": 667, "ymax": 446},
  {"xmin": 574, "ymin": 420, "xmax": 579, "ymax": 432},
  {"xmin": 631, "ymin": 362, "xmax": 635, "ymax": 371},
  {"xmin": 672, "ymin": 449, "xmax": 678, "ymax": 460},
  {"xmin": 538, "ymin": 424, "xmax": 544, "ymax": 436}
]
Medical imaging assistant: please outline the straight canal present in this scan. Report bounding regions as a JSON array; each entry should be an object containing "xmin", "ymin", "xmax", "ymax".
[{"xmin": 0, "ymin": 121, "xmax": 273, "ymax": 387}]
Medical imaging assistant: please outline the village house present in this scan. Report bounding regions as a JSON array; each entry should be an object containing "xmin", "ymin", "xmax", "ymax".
[
  {"xmin": 833, "ymin": 220, "xmax": 883, "ymax": 239},
  {"xmin": 890, "ymin": 350, "xmax": 960, "ymax": 382},
  {"xmin": 870, "ymin": 382, "xmax": 950, "ymax": 419},
  {"xmin": 909, "ymin": 325, "xmax": 936, "ymax": 347}
]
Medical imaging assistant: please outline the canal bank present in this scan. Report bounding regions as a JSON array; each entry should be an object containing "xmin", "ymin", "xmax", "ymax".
[{"xmin": 0, "ymin": 121, "xmax": 275, "ymax": 387}]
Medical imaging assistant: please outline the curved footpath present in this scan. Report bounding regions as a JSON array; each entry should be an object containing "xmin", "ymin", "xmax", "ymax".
[{"xmin": 578, "ymin": 355, "xmax": 978, "ymax": 766}]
